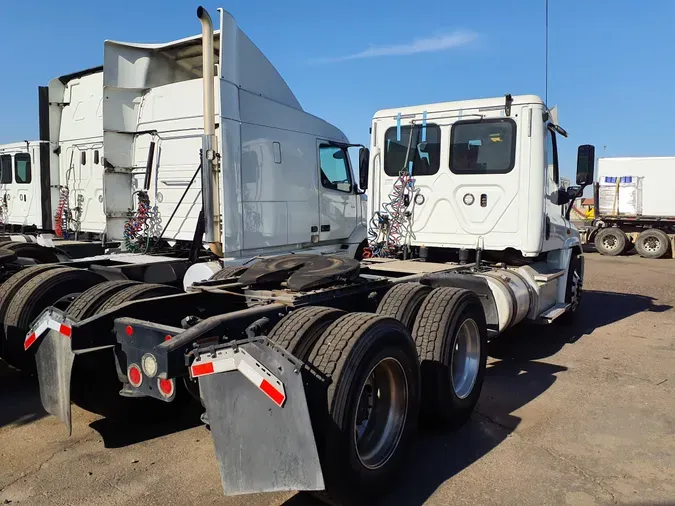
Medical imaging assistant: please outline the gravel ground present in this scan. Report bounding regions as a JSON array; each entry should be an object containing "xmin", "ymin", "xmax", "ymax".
[{"xmin": 1, "ymin": 252, "xmax": 674, "ymax": 506}]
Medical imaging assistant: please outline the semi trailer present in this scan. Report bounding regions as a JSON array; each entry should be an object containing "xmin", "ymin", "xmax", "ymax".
[
  {"xmin": 582, "ymin": 156, "xmax": 675, "ymax": 259},
  {"xmin": 1, "ymin": 5, "xmax": 595, "ymax": 505}
]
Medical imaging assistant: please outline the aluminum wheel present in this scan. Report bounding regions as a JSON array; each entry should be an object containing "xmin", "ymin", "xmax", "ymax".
[
  {"xmin": 353, "ymin": 357, "xmax": 408, "ymax": 470},
  {"xmin": 451, "ymin": 318, "xmax": 481, "ymax": 399},
  {"xmin": 642, "ymin": 236, "xmax": 661, "ymax": 253},
  {"xmin": 601, "ymin": 234, "xmax": 620, "ymax": 251}
]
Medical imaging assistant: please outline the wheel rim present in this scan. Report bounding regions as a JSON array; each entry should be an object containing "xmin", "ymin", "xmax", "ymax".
[
  {"xmin": 570, "ymin": 270, "xmax": 582, "ymax": 311},
  {"xmin": 601, "ymin": 233, "xmax": 620, "ymax": 251},
  {"xmin": 353, "ymin": 357, "xmax": 408, "ymax": 470},
  {"xmin": 642, "ymin": 235, "xmax": 661, "ymax": 253},
  {"xmin": 451, "ymin": 318, "xmax": 481, "ymax": 399}
]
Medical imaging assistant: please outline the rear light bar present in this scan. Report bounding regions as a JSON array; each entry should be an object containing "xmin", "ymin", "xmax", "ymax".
[{"xmin": 190, "ymin": 347, "xmax": 286, "ymax": 407}]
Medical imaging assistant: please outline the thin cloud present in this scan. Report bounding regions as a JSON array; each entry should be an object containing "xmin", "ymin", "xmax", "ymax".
[{"xmin": 312, "ymin": 31, "xmax": 478, "ymax": 63}]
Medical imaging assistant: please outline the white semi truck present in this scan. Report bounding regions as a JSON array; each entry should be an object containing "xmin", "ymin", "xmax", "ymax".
[
  {"xmin": 584, "ymin": 156, "xmax": 675, "ymax": 259},
  {"xmin": 1, "ymin": 6, "xmax": 595, "ymax": 505}
]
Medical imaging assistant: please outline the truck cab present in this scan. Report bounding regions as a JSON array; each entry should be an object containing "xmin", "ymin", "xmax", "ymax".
[{"xmin": 367, "ymin": 95, "xmax": 575, "ymax": 259}]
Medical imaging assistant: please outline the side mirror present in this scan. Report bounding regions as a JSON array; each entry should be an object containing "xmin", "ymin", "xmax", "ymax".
[
  {"xmin": 576, "ymin": 144, "xmax": 595, "ymax": 186},
  {"xmin": 553, "ymin": 188, "xmax": 571, "ymax": 206},
  {"xmin": 358, "ymin": 147, "xmax": 369, "ymax": 191}
]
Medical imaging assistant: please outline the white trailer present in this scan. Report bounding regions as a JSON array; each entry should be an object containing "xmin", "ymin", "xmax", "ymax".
[
  {"xmin": 586, "ymin": 156, "xmax": 675, "ymax": 258},
  {"xmin": 3, "ymin": 6, "xmax": 595, "ymax": 506}
]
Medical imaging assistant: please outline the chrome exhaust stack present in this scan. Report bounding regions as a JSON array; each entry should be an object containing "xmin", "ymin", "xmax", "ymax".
[{"xmin": 197, "ymin": 6, "xmax": 223, "ymax": 256}]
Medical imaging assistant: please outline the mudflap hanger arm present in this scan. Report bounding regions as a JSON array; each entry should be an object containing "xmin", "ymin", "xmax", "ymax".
[{"xmin": 116, "ymin": 303, "xmax": 288, "ymax": 379}]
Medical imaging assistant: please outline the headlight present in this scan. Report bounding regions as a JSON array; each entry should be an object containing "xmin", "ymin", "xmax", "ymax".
[{"xmin": 463, "ymin": 193, "xmax": 475, "ymax": 206}]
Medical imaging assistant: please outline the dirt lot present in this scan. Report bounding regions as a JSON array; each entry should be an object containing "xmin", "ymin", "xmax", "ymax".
[{"xmin": 1, "ymin": 252, "xmax": 674, "ymax": 506}]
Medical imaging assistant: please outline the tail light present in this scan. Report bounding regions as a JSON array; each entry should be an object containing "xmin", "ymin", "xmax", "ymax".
[
  {"xmin": 158, "ymin": 378, "xmax": 175, "ymax": 399},
  {"xmin": 128, "ymin": 364, "xmax": 143, "ymax": 387}
]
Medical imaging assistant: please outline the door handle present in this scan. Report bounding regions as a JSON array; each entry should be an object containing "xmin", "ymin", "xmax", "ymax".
[{"xmin": 321, "ymin": 225, "xmax": 330, "ymax": 232}]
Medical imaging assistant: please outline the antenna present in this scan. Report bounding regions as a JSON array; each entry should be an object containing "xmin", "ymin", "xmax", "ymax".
[{"xmin": 545, "ymin": 0, "xmax": 549, "ymax": 107}]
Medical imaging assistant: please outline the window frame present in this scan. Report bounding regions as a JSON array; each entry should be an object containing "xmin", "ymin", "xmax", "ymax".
[
  {"xmin": 546, "ymin": 125, "xmax": 560, "ymax": 185},
  {"xmin": 14, "ymin": 152, "xmax": 31, "ymax": 184},
  {"xmin": 0, "ymin": 154, "xmax": 12, "ymax": 184},
  {"xmin": 319, "ymin": 143, "xmax": 353, "ymax": 194},
  {"xmin": 449, "ymin": 118, "xmax": 517, "ymax": 175},
  {"xmin": 383, "ymin": 123, "xmax": 441, "ymax": 177}
]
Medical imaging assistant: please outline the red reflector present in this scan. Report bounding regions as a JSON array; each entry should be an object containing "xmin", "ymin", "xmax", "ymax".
[
  {"xmin": 260, "ymin": 379, "xmax": 285, "ymax": 406},
  {"xmin": 191, "ymin": 362, "xmax": 214, "ymax": 377},
  {"xmin": 24, "ymin": 333, "xmax": 37, "ymax": 351},
  {"xmin": 158, "ymin": 378, "xmax": 174, "ymax": 397},
  {"xmin": 59, "ymin": 324, "xmax": 72, "ymax": 337},
  {"xmin": 164, "ymin": 335, "xmax": 172, "ymax": 342},
  {"xmin": 125, "ymin": 325, "xmax": 133, "ymax": 336},
  {"xmin": 128, "ymin": 365, "xmax": 142, "ymax": 387}
]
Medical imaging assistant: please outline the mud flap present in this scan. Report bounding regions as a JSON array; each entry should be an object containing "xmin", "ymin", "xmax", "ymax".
[
  {"xmin": 197, "ymin": 341, "xmax": 324, "ymax": 495},
  {"xmin": 35, "ymin": 329, "xmax": 75, "ymax": 435}
]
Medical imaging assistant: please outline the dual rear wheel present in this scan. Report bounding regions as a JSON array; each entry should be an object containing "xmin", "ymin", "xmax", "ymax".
[
  {"xmin": 267, "ymin": 282, "xmax": 487, "ymax": 504},
  {"xmin": 595, "ymin": 227, "xmax": 671, "ymax": 259}
]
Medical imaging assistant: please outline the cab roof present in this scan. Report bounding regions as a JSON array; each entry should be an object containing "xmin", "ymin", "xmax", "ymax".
[{"xmin": 373, "ymin": 95, "xmax": 544, "ymax": 119}]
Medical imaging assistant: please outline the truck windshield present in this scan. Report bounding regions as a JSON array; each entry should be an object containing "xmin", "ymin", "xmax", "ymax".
[
  {"xmin": 384, "ymin": 124, "xmax": 440, "ymax": 177},
  {"xmin": 450, "ymin": 118, "xmax": 516, "ymax": 174}
]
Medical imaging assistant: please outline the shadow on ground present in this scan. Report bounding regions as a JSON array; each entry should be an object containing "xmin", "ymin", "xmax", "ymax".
[
  {"xmin": 490, "ymin": 289, "xmax": 671, "ymax": 362},
  {"xmin": 0, "ymin": 360, "xmax": 46, "ymax": 429},
  {"xmin": 283, "ymin": 289, "xmax": 670, "ymax": 506},
  {"xmin": 80, "ymin": 375, "xmax": 204, "ymax": 448}
]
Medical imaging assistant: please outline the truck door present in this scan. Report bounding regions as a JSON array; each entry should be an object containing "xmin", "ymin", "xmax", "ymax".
[
  {"xmin": 543, "ymin": 128, "xmax": 567, "ymax": 249},
  {"xmin": 63, "ymin": 143, "xmax": 105, "ymax": 233},
  {"xmin": 0, "ymin": 154, "xmax": 11, "ymax": 222},
  {"xmin": 13, "ymin": 152, "xmax": 35, "ymax": 224},
  {"xmin": 317, "ymin": 141, "xmax": 358, "ymax": 242}
]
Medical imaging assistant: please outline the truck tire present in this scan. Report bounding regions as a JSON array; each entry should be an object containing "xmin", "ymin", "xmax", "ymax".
[
  {"xmin": 594, "ymin": 228, "xmax": 626, "ymax": 256},
  {"xmin": 412, "ymin": 287, "xmax": 487, "ymax": 428},
  {"xmin": 376, "ymin": 282, "xmax": 431, "ymax": 332},
  {"xmin": 306, "ymin": 313, "xmax": 420, "ymax": 505},
  {"xmin": 0, "ymin": 264, "xmax": 63, "ymax": 358},
  {"xmin": 635, "ymin": 229, "xmax": 670, "ymax": 259},
  {"xmin": 67, "ymin": 280, "xmax": 141, "ymax": 321},
  {"xmin": 557, "ymin": 253, "xmax": 583, "ymax": 326},
  {"xmin": 268, "ymin": 306, "xmax": 345, "ymax": 360},
  {"xmin": 97, "ymin": 283, "xmax": 181, "ymax": 313},
  {"xmin": 209, "ymin": 265, "xmax": 248, "ymax": 281},
  {"xmin": 3, "ymin": 268, "xmax": 105, "ymax": 371}
]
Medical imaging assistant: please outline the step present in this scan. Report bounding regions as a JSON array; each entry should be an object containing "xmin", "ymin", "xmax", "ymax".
[
  {"xmin": 533, "ymin": 269, "xmax": 566, "ymax": 283},
  {"xmin": 537, "ymin": 303, "xmax": 571, "ymax": 324}
]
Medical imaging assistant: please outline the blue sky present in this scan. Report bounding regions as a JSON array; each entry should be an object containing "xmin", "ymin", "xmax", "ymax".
[{"xmin": 1, "ymin": 0, "xmax": 673, "ymax": 182}]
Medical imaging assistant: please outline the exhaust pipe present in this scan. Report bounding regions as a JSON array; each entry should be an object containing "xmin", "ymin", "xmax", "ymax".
[{"xmin": 197, "ymin": 6, "xmax": 223, "ymax": 257}]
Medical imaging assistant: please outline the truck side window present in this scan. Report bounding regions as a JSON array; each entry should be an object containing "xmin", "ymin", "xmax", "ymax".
[
  {"xmin": 384, "ymin": 124, "xmax": 440, "ymax": 177},
  {"xmin": 14, "ymin": 153, "xmax": 31, "ymax": 184},
  {"xmin": 546, "ymin": 128, "xmax": 559, "ymax": 184},
  {"xmin": 0, "ymin": 155, "xmax": 12, "ymax": 184},
  {"xmin": 319, "ymin": 144, "xmax": 352, "ymax": 193},
  {"xmin": 450, "ymin": 119, "xmax": 516, "ymax": 174}
]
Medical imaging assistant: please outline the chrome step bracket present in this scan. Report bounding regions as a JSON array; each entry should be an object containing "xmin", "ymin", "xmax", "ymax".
[{"xmin": 537, "ymin": 303, "xmax": 571, "ymax": 324}]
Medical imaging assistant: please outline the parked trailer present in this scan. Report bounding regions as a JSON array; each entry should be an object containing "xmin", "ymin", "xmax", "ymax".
[
  {"xmin": 4, "ymin": 5, "xmax": 596, "ymax": 505},
  {"xmin": 582, "ymin": 156, "xmax": 675, "ymax": 259}
]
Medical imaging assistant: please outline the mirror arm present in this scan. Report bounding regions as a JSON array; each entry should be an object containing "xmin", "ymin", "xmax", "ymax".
[{"xmin": 564, "ymin": 185, "xmax": 586, "ymax": 221}]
